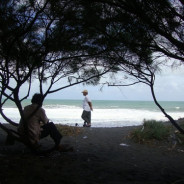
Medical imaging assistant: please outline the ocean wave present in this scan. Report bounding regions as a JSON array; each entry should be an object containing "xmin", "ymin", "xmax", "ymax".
[
  {"xmin": 0, "ymin": 107, "xmax": 184, "ymax": 127},
  {"xmin": 43, "ymin": 104, "xmax": 80, "ymax": 109}
]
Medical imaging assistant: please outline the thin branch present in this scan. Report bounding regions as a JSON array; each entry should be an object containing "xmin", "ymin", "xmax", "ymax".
[{"xmin": 107, "ymin": 81, "xmax": 140, "ymax": 86}]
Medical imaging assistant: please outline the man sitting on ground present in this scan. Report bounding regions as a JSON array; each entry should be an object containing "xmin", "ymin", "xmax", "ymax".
[{"xmin": 18, "ymin": 93, "xmax": 72, "ymax": 152}]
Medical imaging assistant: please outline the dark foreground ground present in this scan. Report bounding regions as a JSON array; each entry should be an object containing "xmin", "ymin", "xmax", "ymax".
[{"xmin": 1, "ymin": 126, "xmax": 184, "ymax": 184}]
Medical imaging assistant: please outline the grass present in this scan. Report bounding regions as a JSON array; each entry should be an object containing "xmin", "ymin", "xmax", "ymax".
[
  {"xmin": 174, "ymin": 121, "xmax": 184, "ymax": 145},
  {"xmin": 55, "ymin": 124, "xmax": 83, "ymax": 136},
  {"xmin": 55, "ymin": 120, "xmax": 184, "ymax": 146},
  {"xmin": 129, "ymin": 119, "xmax": 171, "ymax": 144}
]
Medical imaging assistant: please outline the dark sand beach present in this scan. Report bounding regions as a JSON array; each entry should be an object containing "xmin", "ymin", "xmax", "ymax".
[{"xmin": 1, "ymin": 125, "xmax": 184, "ymax": 184}]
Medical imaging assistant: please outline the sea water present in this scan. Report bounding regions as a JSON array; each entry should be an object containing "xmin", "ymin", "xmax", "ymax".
[{"xmin": 0, "ymin": 99, "xmax": 184, "ymax": 127}]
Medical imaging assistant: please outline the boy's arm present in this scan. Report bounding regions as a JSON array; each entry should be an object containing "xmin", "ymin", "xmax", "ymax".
[{"xmin": 88, "ymin": 101, "xmax": 93, "ymax": 111}]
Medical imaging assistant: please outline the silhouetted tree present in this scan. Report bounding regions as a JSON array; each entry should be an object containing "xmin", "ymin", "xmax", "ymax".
[
  {"xmin": 1, "ymin": 0, "xmax": 184, "ymax": 148},
  {"xmin": 0, "ymin": 0, "xmax": 113, "ymax": 147},
  {"xmin": 88, "ymin": 0, "xmax": 184, "ymax": 63},
  {"xmin": 84, "ymin": 0, "xmax": 184, "ymax": 132}
]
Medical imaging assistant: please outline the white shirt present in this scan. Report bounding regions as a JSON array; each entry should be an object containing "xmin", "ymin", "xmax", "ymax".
[{"xmin": 82, "ymin": 95, "xmax": 91, "ymax": 112}]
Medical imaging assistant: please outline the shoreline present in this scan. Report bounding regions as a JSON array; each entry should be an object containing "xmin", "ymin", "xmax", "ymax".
[
  {"xmin": 1, "ymin": 125, "xmax": 184, "ymax": 183},
  {"xmin": 1, "ymin": 102, "xmax": 184, "ymax": 128}
]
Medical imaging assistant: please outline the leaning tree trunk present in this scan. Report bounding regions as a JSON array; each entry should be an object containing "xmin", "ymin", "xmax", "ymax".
[{"xmin": 150, "ymin": 80, "xmax": 184, "ymax": 134}]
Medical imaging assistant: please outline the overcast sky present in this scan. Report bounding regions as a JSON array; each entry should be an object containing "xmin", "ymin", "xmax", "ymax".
[
  {"xmin": 18, "ymin": 61, "xmax": 184, "ymax": 101},
  {"xmin": 45, "ymin": 63, "xmax": 184, "ymax": 101}
]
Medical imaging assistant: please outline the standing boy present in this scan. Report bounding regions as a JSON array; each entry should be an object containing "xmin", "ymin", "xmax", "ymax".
[{"xmin": 81, "ymin": 90, "xmax": 93, "ymax": 127}]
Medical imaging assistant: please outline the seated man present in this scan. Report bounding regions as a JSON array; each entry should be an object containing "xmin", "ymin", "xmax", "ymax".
[{"xmin": 18, "ymin": 93, "xmax": 72, "ymax": 152}]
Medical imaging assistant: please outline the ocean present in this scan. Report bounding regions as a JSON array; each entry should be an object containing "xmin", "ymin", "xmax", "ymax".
[{"xmin": 0, "ymin": 99, "xmax": 184, "ymax": 127}]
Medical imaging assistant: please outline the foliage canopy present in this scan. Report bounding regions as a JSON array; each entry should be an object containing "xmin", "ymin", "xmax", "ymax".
[{"xmin": 0, "ymin": 0, "xmax": 184, "ymax": 147}]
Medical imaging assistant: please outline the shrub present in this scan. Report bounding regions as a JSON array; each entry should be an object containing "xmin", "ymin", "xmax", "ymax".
[{"xmin": 130, "ymin": 119, "xmax": 171, "ymax": 143}]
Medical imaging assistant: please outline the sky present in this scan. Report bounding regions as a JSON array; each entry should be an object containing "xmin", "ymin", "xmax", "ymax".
[
  {"xmin": 18, "ymin": 61, "xmax": 184, "ymax": 101},
  {"xmin": 44, "ymin": 63, "xmax": 184, "ymax": 101}
]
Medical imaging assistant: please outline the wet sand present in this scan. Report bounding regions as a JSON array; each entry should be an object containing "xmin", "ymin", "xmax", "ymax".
[{"xmin": 1, "ymin": 126, "xmax": 184, "ymax": 184}]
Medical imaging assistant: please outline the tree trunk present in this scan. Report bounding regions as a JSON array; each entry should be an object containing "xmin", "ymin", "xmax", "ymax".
[{"xmin": 150, "ymin": 80, "xmax": 184, "ymax": 134}]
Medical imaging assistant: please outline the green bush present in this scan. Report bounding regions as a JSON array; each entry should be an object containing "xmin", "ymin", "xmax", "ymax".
[{"xmin": 130, "ymin": 119, "xmax": 171, "ymax": 143}]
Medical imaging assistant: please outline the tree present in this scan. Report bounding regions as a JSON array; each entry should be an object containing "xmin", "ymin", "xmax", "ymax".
[
  {"xmin": 78, "ymin": 0, "xmax": 184, "ymax": 133},
  {"xmin": 90, "ymin": 0, "xmax": 184, "ymax": 63},
  {"xmin": 110, "ymin": 0, "xmax": 184, "ymax": 132},
  {"xmin": 1, "ymin": 0, "xmax": 184, "ymax": 150},
  {"xmin": 0, "ymin": 0, "xmax": 113, "ymax": 148},
  {"xmin": 106, "ymin": 60, "xmax": 184, "ymax": 134}
]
